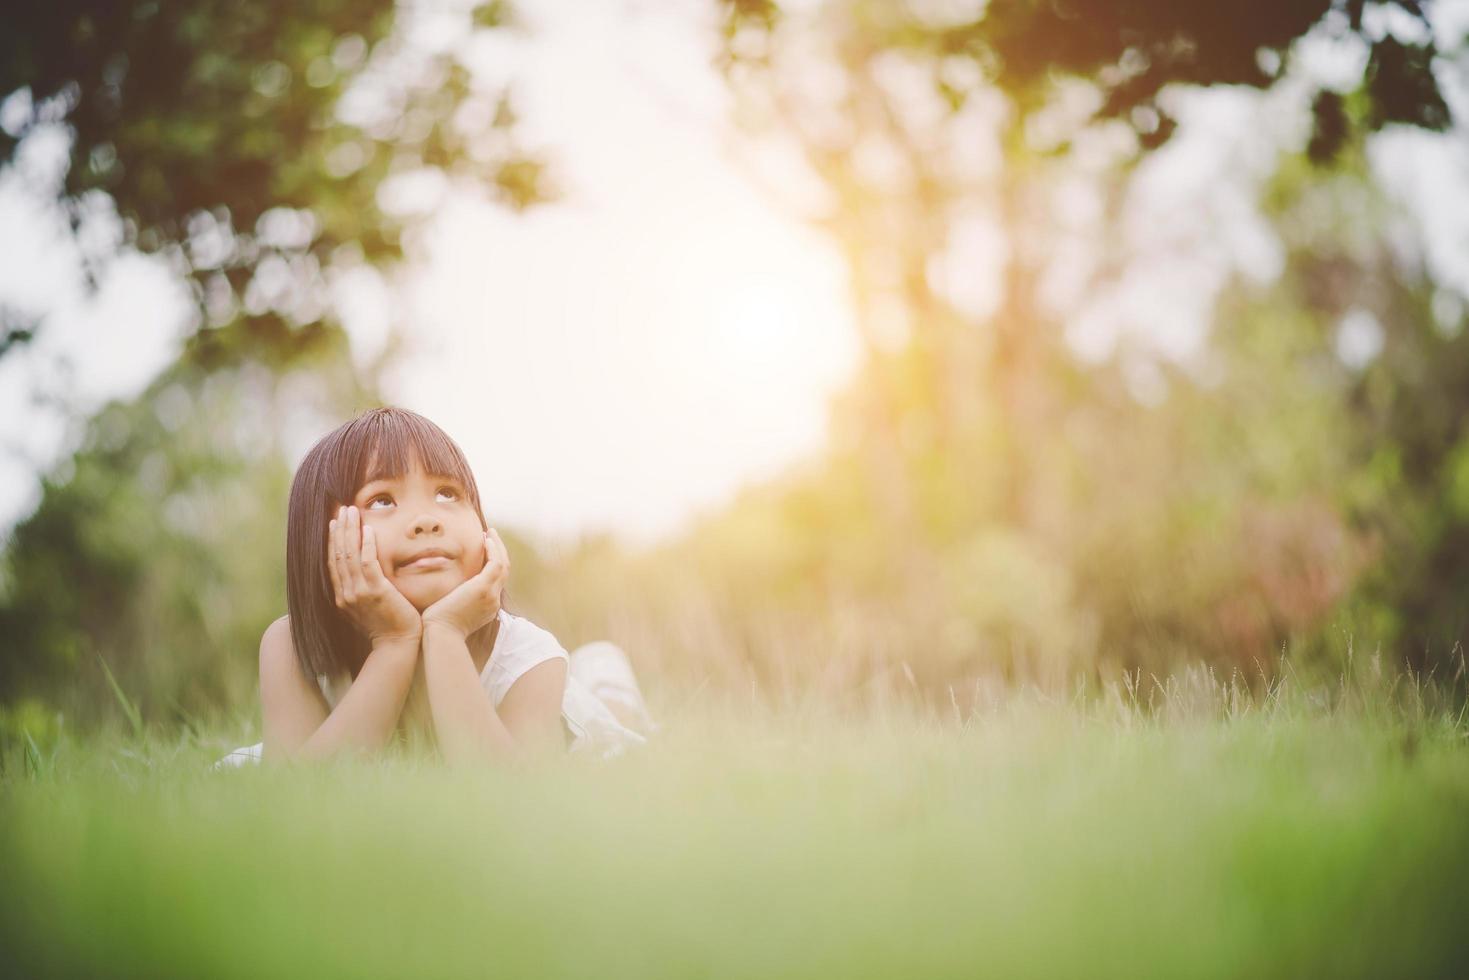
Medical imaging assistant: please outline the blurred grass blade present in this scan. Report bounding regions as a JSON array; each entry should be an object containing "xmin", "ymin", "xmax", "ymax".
[
  {"xmin": 97, "ymin": 653, "xmax": 144, "ymax": 739},
  {"xmin": 22, "ymin": 729, "xmax": 46, "ymax": 780}
]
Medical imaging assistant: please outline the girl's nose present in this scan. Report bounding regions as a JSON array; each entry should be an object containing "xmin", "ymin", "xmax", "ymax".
[{"xmin": 411, "ymin": 514, "xmax": 442, "ymax": 535}]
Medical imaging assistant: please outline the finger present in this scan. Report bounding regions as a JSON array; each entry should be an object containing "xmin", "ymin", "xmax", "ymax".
[
  {"xmin": 488, "ymin": 527, "xmax": 510, "ymax": 568},
  {"xmin": 327, "ymin": 516, "xmax": 343, "ymax": 602},
  {"xmin": 477, "ymin": 532, "xmax": 501, "ymax": 580},
  {"xmin": 482, "ymin": 549, "xmax": 509, "ymax": 594},
  {"xmin": 359, "ymin": 524, "xmax": 387, "ymax": 584},
  {"xmin": 333, "ymin": 508, "xmax": 354, "ymax": 602},
  {"xmin": 345, "ymin": 505, "xmax": 366, "ymax": 592},
  {"xmin": 494, "ymin": 532, "xmax": 511, "ymax": 582},
  {"xmin": 339, "ymin": 506, "xmax": 360, "ymax": 598},
  {"xmin": 487, "ymin": 538, "xmax": 508, "ymax": 598}
]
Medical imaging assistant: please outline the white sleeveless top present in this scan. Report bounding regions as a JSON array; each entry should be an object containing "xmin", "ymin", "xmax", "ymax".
[{"xmin": 316, "ymin": 609, "xmax": 645, "ymax": 756}]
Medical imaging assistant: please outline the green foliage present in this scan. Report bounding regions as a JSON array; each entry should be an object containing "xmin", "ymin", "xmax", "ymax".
[
  {"xmin": 1250, "ymin": 135, "xmax": 1469, "ymax": 664},
  {"xmin": 0, "ymin": 325, "xmax": 372, "ymax": 728},
  {"xmin": 720, "ymin": 0, "xmax": 1452, "ymax": 158},
  {"xmin": 0, "ymin": 0, "xmax": 545, "ymax": 364}
]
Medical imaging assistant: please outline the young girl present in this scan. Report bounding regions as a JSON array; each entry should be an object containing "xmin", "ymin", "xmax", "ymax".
[{"xmin": 217, "ymin": 407, "xmax": 652, "ymax": 767}]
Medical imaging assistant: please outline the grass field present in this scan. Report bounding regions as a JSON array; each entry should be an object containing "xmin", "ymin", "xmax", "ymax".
[{"xmin": 3, "ymin": 673, "xmax": 1468, "ymax": 979}]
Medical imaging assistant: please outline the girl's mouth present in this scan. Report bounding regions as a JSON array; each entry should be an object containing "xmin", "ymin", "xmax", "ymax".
[{"xmin": 399, "ymin": 554, "xmax": 453, "ymax": 572}]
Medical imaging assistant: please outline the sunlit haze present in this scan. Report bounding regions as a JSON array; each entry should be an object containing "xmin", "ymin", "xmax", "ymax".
[{"xmin": 0, "ymin": 0, "xmax": 862, "ymax": 546}]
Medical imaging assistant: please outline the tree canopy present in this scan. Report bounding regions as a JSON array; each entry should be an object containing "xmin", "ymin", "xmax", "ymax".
[
  {"xmin": 720, "ymin": 0, "xmax": 1451, "ymax": 158},
  {"xmin": 0, "ymin": 0, "xmax": 541, "ymax": 369}
]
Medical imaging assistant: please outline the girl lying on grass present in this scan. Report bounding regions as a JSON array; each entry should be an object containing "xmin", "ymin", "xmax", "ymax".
[{"xmin": 218, "ymin": 407, "xmax": 652, "ymax": 767}]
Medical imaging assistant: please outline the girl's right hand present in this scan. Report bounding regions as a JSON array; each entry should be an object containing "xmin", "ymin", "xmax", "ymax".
[{"xmin": 328, "ymin": 505, "xmax": 422, "ymax": 644}]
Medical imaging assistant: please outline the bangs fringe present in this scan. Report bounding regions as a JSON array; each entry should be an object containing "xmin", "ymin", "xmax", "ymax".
[
  {"xmin": 358, "ymin": 412, "xmax": 478, "ymax": 493},
  {"xmin": 320, "ymin": 410, "xmax": 482, "ymax": 517}
]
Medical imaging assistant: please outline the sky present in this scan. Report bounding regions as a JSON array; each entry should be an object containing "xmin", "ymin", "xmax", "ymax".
[{"xmin": 0, "ymin": 0, "xmax": 1465, "ymax": 547}]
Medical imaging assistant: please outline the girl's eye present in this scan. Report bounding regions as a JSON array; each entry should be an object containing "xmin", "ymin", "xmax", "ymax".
[{"xmin": 358, "ymin": 488, "xmax": 455, "ymax": 509}]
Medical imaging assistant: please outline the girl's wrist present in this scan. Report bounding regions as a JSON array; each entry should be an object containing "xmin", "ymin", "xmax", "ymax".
[
  {"xmin": 421, "ymin": 617, "xmax": 469, "ymax": 643},
  {"xmin": 370, "ymin": 629, "xmax": 422, "ymax": 651}
]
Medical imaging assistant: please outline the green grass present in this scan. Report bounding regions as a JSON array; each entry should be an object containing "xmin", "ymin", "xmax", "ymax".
[{"xmin": 2, "ymin": 688, "xmax": 1468, "ymax": 979}]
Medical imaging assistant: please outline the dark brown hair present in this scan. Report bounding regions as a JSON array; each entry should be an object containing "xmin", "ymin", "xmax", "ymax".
[{"xmin": 285, "ymin": 407, "xmax": 495, "ymax": 681}]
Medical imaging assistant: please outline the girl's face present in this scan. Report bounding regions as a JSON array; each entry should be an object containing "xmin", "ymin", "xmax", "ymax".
[{"xmin": 346, "ymin": 460, "xmax": 487, "ymax": 612}]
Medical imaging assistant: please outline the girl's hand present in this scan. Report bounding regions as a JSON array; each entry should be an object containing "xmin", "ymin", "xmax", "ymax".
[
  {"xmin": 328, "ymin": 505, "xmax": 422, "ymax": 644},
  {"xmin": 422, "ymin": 528, "xmax": 508, "ymax": 641}
]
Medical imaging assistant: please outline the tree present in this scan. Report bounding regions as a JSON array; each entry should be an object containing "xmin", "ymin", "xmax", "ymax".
[
  {"xmin": 719, "ymin": 1, "xmax": 1450, "ymax": 158},
  {"xmin": 0, "ymin": 0, "xmax": 544, "ymax": 371},
  {"xmin": 681, "ymin": 0, "xmax": 1468, "ymax": 684}
]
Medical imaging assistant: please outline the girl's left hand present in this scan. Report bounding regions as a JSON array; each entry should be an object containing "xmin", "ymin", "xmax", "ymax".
[{"xmin": 422, "ymin": 528, "xmax": 509, "ymax": 641}]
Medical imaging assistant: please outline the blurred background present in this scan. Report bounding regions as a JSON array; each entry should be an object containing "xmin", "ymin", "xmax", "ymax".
[{"xmin": 1, "ymin": 0, "xmax": 1467, "ymax": 737}]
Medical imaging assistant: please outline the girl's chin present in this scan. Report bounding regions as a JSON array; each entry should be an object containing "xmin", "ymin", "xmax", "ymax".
[{"xmin": 395, "ymin": 577, "xmax": 462, "ymax": 612}]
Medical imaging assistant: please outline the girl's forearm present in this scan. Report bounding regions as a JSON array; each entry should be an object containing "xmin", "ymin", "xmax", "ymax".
[
  {"xmin": 294, "ymin": 635, "xmax": 420, "ymax": 761},
  {"xmin": 421, "ymin": 620, "xmax": 517, "ymax": 764}
]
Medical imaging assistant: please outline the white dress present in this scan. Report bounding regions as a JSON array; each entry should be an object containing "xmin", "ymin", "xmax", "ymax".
[{"xmin": 214, "ymin": 610, "xmax": 650, "ymax": 767}]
